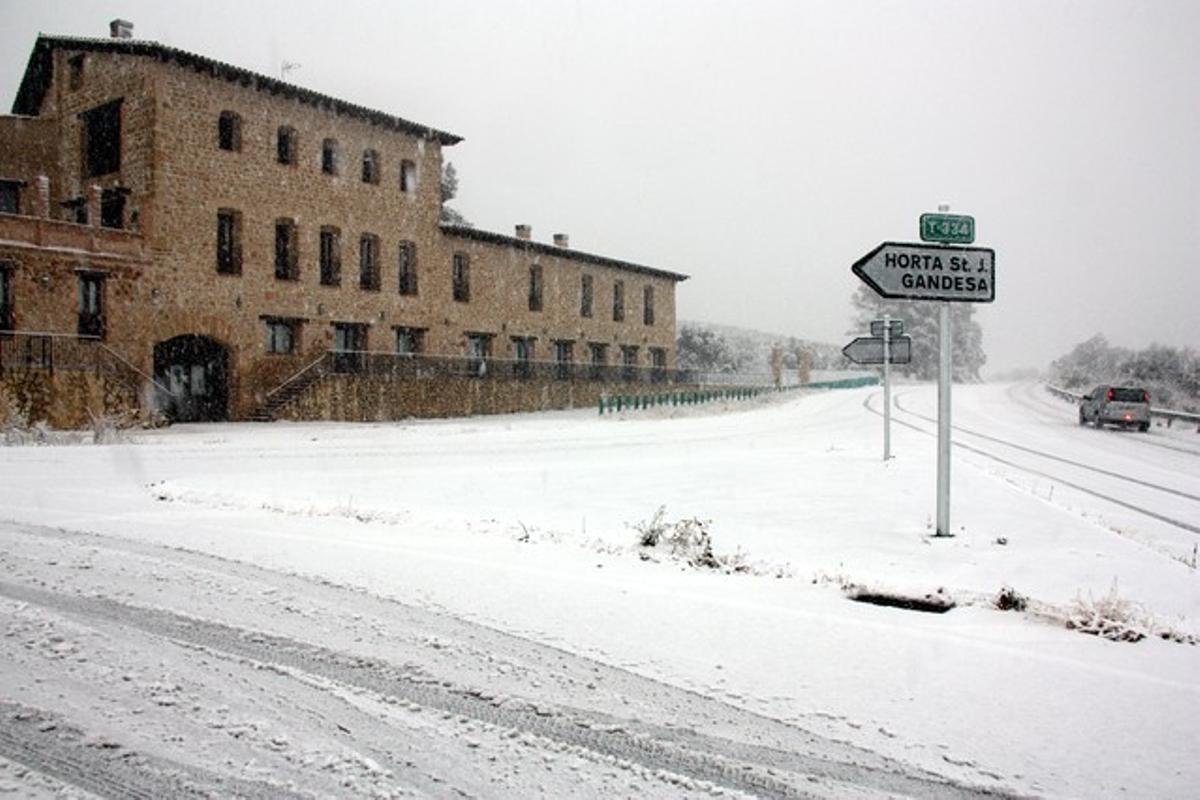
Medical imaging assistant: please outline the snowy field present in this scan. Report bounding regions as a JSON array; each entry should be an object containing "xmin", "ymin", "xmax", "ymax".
[{"xmin": 1, "ymin": 381, "xmax": 1198, "ymax": 798}]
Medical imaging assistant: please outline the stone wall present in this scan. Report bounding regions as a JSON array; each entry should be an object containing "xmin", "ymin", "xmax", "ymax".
[
  {"xmin": 0, "ymin": 359, "xmax": 142, "ymax": 429},
  {"xmin": 0, "ymin": 116, "xmax": 57, "ymax": 214},
  {"xmin": 279, "ymin": 371, "xmax": 687, "ymax": 423}
]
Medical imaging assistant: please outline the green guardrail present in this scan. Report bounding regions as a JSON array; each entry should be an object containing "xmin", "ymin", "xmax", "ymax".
[
  {"xmin": 801, "ymin": 376, "xmax": 880, "ymax": 390},
  {"xmin": 599, "ymin": 375, "xmax": 880, "ymax": 415}
]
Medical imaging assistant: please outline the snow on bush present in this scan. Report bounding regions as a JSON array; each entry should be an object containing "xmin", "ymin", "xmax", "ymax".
[
  {"xmin": 2, "ymin": 403, "xmax": 55, "ymax": 446},
  {"xmin": 994, "ymin": 586, "xmax": 1028, "ymax": 612},
  {"xmin": 89, "ymin": 410, "xmax": 138, "ymax": 444},
  {"xmin": 1064, "ymin": 580, "xmax": 1196, "ymax": 645},
  {"xmin": 632, "ymin": 506, "xmax": 750, "ymax": 573},
  {"xmin": 3, "ymin": 400, "xmax": 143, "ymax": 446}
]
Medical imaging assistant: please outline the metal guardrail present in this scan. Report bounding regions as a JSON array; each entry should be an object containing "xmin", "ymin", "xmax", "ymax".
[
  {"xmin": 600, "ymin": 375, "xmax": 880, "ymax": 416},
  {"xmin": 803, "ymin": 376, "xmax": 880, "ymax": 390},
  {"xmin": 599, "ymin": 386, "xmax": 772, "ymax": 415},
  {"xmin": 1046, "ymin": 383, "xmax": 1200, "ymax": 432}
]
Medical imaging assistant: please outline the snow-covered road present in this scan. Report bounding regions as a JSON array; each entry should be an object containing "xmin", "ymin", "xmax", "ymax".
[
  {"xmin": 1, "ymin": 382, "xmax": 1198, "ymax": 797},
  {"xmin": 0, "ymin": 523, "xmax": 996, "ymax": 799}
]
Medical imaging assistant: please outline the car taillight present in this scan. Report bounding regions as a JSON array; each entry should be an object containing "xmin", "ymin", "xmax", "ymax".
[
  {"xmin": 1107, "ymin": 388, "xmax": 1115, "ymax": 401},
  {"xmin": 1143, "ymin": 391, "xmax": 1150, "ymax": 403}
]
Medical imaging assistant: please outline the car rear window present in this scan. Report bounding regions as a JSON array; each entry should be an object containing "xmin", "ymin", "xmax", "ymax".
[{"xmin": 1109, "ymin": 388, "xmax": 1147, "ymax": 403}]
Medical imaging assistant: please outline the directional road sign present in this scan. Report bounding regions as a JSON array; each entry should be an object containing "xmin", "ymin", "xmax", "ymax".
[
  {"xmin": 842, "ymin": 335, "xmax": 912, "ymax": 365},
  {"xmin": 920, "ymin": 213, "xmax": 975, "ymax": 244},
  {"xmin": 870, "ymin": 318, "xmax": 905, "ymax": 338},
  {"xmin": 852, "ymin": 242, "xmax": 995, "ymax": 303}
]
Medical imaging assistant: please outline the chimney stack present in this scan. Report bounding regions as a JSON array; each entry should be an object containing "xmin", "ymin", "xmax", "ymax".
[
  {"xmin": 515, "ymin": 224, "xmax": 531, "ymax": 241},
  {"xmin": 110, "ymin": 19, "xmax": 134, "ymax": 39},
  {"xmin": 553, "ymin": 233, "xmax": 569, "ymax": 248}
]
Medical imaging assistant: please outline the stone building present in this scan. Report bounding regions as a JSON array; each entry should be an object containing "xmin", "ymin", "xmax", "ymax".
[{"xmin": 0, "ymin": 22, "xmax": 688, "ymax": 425}]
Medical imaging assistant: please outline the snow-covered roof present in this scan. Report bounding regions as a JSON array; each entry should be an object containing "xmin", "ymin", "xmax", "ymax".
[
  {"xmin": 441, "ymin": 224, "xmax": 689, "ymax": 283},
  {"xmin": 12, "ymin": 35, "xmax": 464, "ymax": 146}
]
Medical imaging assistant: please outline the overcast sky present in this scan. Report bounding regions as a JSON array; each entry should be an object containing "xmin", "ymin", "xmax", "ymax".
[{"xmin": 3, "ymin": 0, "xmax": 1197, "ymax": 375}]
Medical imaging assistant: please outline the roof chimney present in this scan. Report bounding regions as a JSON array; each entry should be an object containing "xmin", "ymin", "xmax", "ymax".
[
  {"xmin": 110, "ymin": 19, "xmax": 134, "ymax": 39},
  {"xmin": 515, "ymin": 224, "xmax": 531, "ymax": 241},
  {"xmin": 553, "ymin": 233, "xmax": 569, "ymax": 248}
]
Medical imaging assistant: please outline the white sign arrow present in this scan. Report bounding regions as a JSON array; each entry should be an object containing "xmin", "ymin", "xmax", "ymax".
[
  {"xmin": 853, "ymin": 242, "xmax": 995, "ymax": 303},
  {"xmin": 842, "ymin": 336, "xmax": 912, "ymax": 365}
]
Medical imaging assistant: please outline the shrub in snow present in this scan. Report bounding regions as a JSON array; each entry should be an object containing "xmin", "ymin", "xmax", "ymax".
[
  {"xmin": 2, "ymin": 405, "xmax": 53, "ymax": 446},
  {"xmin": 89, "ymin": 410, "xmax": 137, "ymax": 444},
  {"xmin": 1062, "ymin": 580, "xmax": 1199, "ymax": 644},
  {"xmin": 995, "ymin": 586, "xmax": 1028, "ymax": 612},
  {"xmin": 633, "ymin": 505, "xmax": 669, "ymax": 548},
  {"xmin": 632, "ymin": 507, "xmax": 749, "ymax": 573},
  {"xmin": 1065, "ymin": 581, "xmax": 1151, "ymax": 643},
  {"xmin": 664, "ymin": 516, "xmax": 720, "ymax": 569}
]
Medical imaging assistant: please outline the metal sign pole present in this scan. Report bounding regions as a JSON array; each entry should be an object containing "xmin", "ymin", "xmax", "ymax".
[
  {"xmin": 882, "ymin": 314, "xmax": 891, "ymax": 461},
  {"xmin": 850, "ymin": 205, "xmax": 993, "ymax": 540},
  {"xmin": 935, "ymin": 300, "xmax": 952, "ymax": 536}
]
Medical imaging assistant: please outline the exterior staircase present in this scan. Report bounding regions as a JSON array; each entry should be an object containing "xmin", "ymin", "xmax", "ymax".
[{"xmin": 247, "ymin": 355, "xmax": 329, "ymax": 421}]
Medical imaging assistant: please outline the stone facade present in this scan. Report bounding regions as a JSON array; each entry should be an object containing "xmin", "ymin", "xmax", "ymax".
[{"xmin": 0, "ymin": 31, "xmax": 687, "ymax": 425}]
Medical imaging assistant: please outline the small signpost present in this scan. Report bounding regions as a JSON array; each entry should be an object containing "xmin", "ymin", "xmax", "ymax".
[
  {"xmin": 851, "ymin": 209, "xmax": 996, "ymax": 537},
  {"xmin": 844, "ymin": 318, "xmax": 909, "ymax": 461},
  {"xmin": 870, "ymin": 318, "xmax": 905, "ymax": 338}
]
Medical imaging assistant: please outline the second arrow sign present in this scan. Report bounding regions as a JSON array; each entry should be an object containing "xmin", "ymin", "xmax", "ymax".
[{"xmin": 842, "ymin": 335, "xmax": 912, "ymax": 365}]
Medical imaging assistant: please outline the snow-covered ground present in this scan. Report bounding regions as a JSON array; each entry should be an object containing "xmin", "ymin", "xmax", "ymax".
[{"xmin": 1, "ymin": 382, "xmax": 1198, "ymax": 797}]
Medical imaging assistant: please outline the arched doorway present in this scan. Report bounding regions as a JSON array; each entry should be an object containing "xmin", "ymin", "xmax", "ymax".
[{"xmin": 153, "ymin": 335, "xmax": 229, "ymax": 422}]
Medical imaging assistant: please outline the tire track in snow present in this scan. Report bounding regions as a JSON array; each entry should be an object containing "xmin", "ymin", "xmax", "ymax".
[
  {"xmin": 0, "ymin": 566, "xmax": 1010, "ymax": 800},
  {"xmin": 0, "ymin": 702, "xmax": 301, "ymax": 800},
  {"xmin": 1004, "ymin": 382, "xmax": 1200, "ymax": 459},
  {"xmin": 865, "ymin": 392, "xmax": 1200, "ymax": 536},
  {"xmin": 893, "ymin": 392, "xmax": 1200, "ymax": 503}
]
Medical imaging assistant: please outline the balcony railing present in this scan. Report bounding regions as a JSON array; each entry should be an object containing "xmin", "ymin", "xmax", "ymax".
[{"xmin": 0, "ymin": 331, "xmax": 170, "ymax": 399}]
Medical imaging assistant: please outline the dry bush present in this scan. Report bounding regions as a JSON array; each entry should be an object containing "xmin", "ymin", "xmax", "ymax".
[
  {"xmin": 1063, "ymin": 580, "xmax": 1195, "ymax": 644},
  {"xmin": 995, "ymin": 586, "xmax": 1028, "ymax": 612},
  {"xmin": 632, "ymin": 507, "xmax": 749, "ymax": 573}
]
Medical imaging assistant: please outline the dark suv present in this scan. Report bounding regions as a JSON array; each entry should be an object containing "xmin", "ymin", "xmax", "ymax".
[{"xmin": 1079, "ymin": 386, "xmax": 1151, "ymax": 431}]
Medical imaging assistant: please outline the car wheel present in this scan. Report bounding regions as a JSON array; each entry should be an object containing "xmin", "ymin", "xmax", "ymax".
[{"xmin": 1139, "ymin": 422, "xmax": 1150, "ymax": 432}]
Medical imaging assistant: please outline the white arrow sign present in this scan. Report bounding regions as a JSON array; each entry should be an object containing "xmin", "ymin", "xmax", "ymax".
[
  {"xmin": 842, "ymin": 335, "xmax": 911, "ymax": 365},
  {"xmin": 853, "ymin": 242, "xmax": 995, "ymax": 303}
]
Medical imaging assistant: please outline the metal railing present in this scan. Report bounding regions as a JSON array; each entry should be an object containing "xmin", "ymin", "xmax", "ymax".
[
  {"xmin": 0, "ymin": 331, "xmax": 172, "ymax": 399},
  {"xmin": 0, "ymin": 331, "xmax": 104, "ymax": 373},
  {"xmin": 315, "ymin": 349, "xmax": 698, "ymax": 386},
  {"xmin": 264, "ymin": 353, "xmax": 330, "ymax": 401},
  {"xmin": 97, "ymin": 342, "xmax": 175, "ymax": 398}
]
